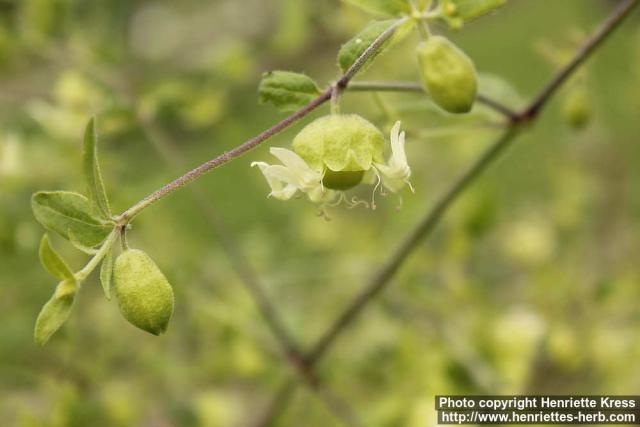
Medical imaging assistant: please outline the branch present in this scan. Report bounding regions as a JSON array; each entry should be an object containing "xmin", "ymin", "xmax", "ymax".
[
  {"xmin": 520, "ymin": 0, "xmax": 639, "ymax": 121},
  {"xmin": 137, "ymin": 116, "xmax": 302, "ymax": 359},
  {"xmin": 304, "ymin": 127, "xmax": 519, "ymax": 364},
  {"xmin": 303, "ymin": 0, "xmax": 638, "ymax": 367},
  {"xmin": 115, "ymin": 18, "xmax": 409, "ymax": 225},
  {"xmin": 346, "ymin": 80, "xmax": 519, "ymax": 120},
  {"xmin": 252, "ymin": 378, "xmax": 298, "ymax": 427},
  {"xmin": 137, "ymin": 116, "xmax": 364, "ymax": 427}
]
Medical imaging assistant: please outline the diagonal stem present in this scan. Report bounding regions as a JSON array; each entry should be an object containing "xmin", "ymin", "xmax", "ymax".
[
  {"xmin": 305, "ymin": 127, "xmax": 519, "ymax": 364},
  {"xmin": 137, "ymin": 117, "xmax": 363, "ymax": 427},
  {"xmin": 520, "ymin": 0, "xmax": 639, "ymax": 121},
  {"xmin": 303, "ymin": 0, "xmax": 638, "ymax": 368},
  {"xmin": 115, "ymin": 18, "xmax": 408, "ymax": 225},
  {"xmin": 346, "ymin": 80, "xmax": 519, "ymax": 119}
]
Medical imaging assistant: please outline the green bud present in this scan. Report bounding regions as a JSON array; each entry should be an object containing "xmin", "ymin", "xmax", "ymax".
[
  {"xmin": 562, "ymin": 87, "xmax": 591, "ymax": 129},
  {"xmin": 416, "ymin": 36, "xmax": 478, "ymax": 114},
  {"xmin": 113, "ymin": 249, "xmax": 174, "ymax": 335},
  {"xmin": 292, "ymin": 114, "xmax": 385, "ymax": 173}
]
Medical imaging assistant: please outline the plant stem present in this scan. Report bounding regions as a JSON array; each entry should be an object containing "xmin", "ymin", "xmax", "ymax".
[
  {"xmin": 302, "ymin": 0, "xmax": 639, "ymax": 368},
  {"xmin": 347, "ymin": 80, "xmax": 519, "ymax": 120},
  {"xmin": 75, "ymin": 229, "xmax": 118, "ymax": 281},
  {"xmin": 520, "ymin": 0, "xmax": 639, "ymax": 121},
  {"xmin": 115, "ymin": 18, "xmax": 408, "ymax": 225}
]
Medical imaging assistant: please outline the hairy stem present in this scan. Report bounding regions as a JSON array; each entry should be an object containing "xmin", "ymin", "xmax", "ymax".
[
  {"xmin": 75, "ymin": 229, "xmax": 118, "ymax": 281},
  {"xmin": 115, "ymin": 18, "xmax": 408, "ymax": 225},
  {"xmin": 347, "ymin": 80, "xmax": 519, "ymax": 120}
]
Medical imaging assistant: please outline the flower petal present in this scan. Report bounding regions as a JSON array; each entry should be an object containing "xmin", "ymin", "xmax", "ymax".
[
  {"xmin": 270, "ymin": 147, "xmax": 320, "ymax": 178},
  {"xmin": 252, "ymin": 162, "xmax": 299, "ymax": 199},
  {"xmin": 373, "ymin": 121, "xmax": 413, "ymax": 193}
]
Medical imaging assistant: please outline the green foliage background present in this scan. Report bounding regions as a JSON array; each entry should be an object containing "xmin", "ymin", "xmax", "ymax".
[{"xmin": 1, "ymin": 0, "xmax": 640, "ymax": 425}]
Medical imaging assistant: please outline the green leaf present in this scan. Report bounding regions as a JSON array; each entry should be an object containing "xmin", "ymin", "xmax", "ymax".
[
  {"xmin": 34, "ymin": 280, "xmax": 76, "ymax": 345},
  {"xmin": 68, "ymin": 229, "xmax": 99, "ymax": 255},
  {"xmin": 450, "ymin": 0, "xmax": 507, "ymax": 21},
  {"xmin": 39, "ymin": 235, "xmax": 74, "ymax": 280},
  {"xmin": 258, "ymin": 71, "xmax": 322, "ymax": 112},
  {"xmin": 342, "ymin": 0, "xmax": 411, "ymax": 17},
  {"xmin": 82, "ymin": 117, "xmax": 112, "ymax": 220},
  {"xmin": 100, "ymin": 248, "xmax": 114, "ymax": 300},
  {"xmin": 337, "ymin": 19, "xmax": 413, "ymax": 74},
  {"xmin": 32, "ymin": 191, "xmax": 112, "ymax": 248}
]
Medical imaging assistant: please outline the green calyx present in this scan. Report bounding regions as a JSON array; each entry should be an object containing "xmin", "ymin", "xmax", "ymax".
[
  {"xmin": 113, "ymin": 249, "xmax": 174, "ymax": 335},
  {"xmin": 323, "ymin": 169, "xmax": 365, "ymax": 190},
  {"xmin": 292, "ymin": 114, "xmax": 385, "ymax": 173},
  {"xmin": 416, "ymin": 36, "xmax": 478, "ymax": 114}
]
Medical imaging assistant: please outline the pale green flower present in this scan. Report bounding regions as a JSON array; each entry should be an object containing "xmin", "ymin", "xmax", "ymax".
[{"xmin": 252, "ymin": 116, "xmax": 413, "ymax": 209}]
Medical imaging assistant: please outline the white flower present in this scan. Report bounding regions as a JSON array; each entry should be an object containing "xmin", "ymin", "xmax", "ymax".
[
  {"xmin": 374, "ymin": 121, "xmax": 413, "ymax": 193},
  {"xmin": 251, "ymin": 147, "xmax": 336, "ymax": 203},
  {"xmin": 252, "ymin": 120, "xmax": 413, "ymax": 209}
]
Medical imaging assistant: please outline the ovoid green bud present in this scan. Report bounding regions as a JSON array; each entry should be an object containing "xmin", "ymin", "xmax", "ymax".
[
  {"xmin": 416, "ymin": 36, "xmax": 478, "ymax": 114},
  {"xmin": 113, "ymin": 249, "xmax": 174, "ymax": 335},
  {"xmin": 562, "ymin": 88, "xmax": 591, "ymax": 129},
  {"xmin": 292, "ymin": 114, "xmax": 385, "ymax": 185}
]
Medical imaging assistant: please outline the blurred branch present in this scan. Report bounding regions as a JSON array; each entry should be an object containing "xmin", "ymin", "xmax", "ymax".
[
  {"xmin": 136, "ymin": 115, "xmax": 364, "ymax": 427},
  {"xmin": 252, "ymin": 378, "xmax": 299, "ymax": 427},
  {"xmin": 347, "ymin": 80, "xmax": 519, "ymax": 120},
  {"xmin": 305, "ymin": 127, "xmax": 517, "ymax": 364},
  {"xmin": 520, "ymin": 0, "xmax": 639, "ymax": 121},
  {"xmin": 137, "ymin": 116, "xmax": 302, "ymax": 359},
  {"xmin": 301, "ymin": 0, "xmax": 639, "ymax": 370},
  {"xmin": 194, "ymin": 1, "xmax": 639, "ymax": 423}
]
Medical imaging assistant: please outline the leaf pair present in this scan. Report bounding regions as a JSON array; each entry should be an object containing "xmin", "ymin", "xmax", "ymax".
[
  {"xmin": 35, "ymin": 235, "xmax": 77, "ymax": 345},
  {"xmin": 32, "ymin": 118, "xmax": 117, "ymax": 345},
  {"xmin": 259, "ymin": 19, "xmax": 413, "ymax": 112},
  {"xmin": 32, "ymin": 118, "xmax": 113, "ymax": 248}
]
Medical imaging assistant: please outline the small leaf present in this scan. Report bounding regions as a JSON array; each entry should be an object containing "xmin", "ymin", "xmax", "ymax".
[
  {"xmin": 258, "ymin": 71, "xmax": 322, "ymax": 112},
  {"xmin": 100, "ymin": 248, "xmax": 114, "ymax": 300},
  {"xmin": 342, "ymin": 0, "xmax": 411, "ymax": 17},
  {"xmin": 32, "ymin": 191, "xmax": 112, "ymax": 248},
  {"xmin": 82, "ymin": 117, "xmax": 112, "ymax": 220},
  {"xmin": 34, "ymin": 280, "xmax": 76, "ymax": 345},
  {"xmin": 449, "ymin": 0, "xmax": 507, "ymax": 21},
  {"xmin": 337, "ymin": 19, "xmax": 413, "ymax": 74},
  {"xmin": 39, "ymin": 235, "xmax": 74, "ymax": 280}
]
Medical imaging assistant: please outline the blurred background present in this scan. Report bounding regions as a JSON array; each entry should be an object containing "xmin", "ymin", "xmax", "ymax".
[{"xmin": 1, "ymin": 0, "xmax": 640, "ymax": 426}]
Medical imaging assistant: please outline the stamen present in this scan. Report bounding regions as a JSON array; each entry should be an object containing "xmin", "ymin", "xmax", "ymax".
[
  {"xmin": 370, "ymin": 168, "xmax": 382, "ymax": 210},
  {"xmin": 347, "ymin": 196, "xmax": 370, "ymax": 210},
  {"xmin": 327, "ymin": 192, "xmax": 346, "ymax": 207},
  {"xmin": 316, "ymin": 206, "xmax": 331, "ymax": 221}
]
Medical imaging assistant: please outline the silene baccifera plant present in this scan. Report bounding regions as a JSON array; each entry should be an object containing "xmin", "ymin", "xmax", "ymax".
[
  {"xmin": 32, "ymin": 119, "xmax": 174, "ymax": 344},
  {"xmin": 31, "ymin": 0, "xmax": 601, "ymax": 344}
]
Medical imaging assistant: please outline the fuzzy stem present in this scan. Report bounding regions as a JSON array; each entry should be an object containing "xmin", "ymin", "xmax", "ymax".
[
  {"xmin": 347, "ymin": 80, "xmax": 519, "ymax": 120},
  {"xmin": 75, "ymin": 229, "xmax": 118, "ymax": 282},
  {"xmin": 115, "ymin": 18, "xmax": 408, "ymax": 225}
]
